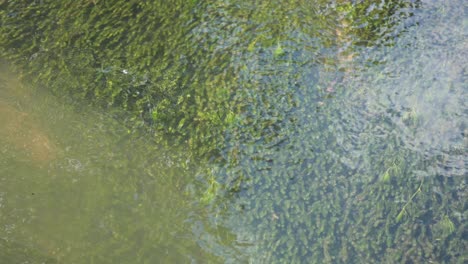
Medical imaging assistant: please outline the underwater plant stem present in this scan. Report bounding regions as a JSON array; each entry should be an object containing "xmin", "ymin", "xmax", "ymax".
[{"xmin": 396, "ymin": 179, "xmax": 424, "ymax": 222}]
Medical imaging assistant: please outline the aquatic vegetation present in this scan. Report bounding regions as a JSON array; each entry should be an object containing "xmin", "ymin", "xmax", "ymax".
[
  {"xmin": 435, "ymin": 215, "xmax": 456, "ymax": 238},
  {"xmin": 273, "ymin": 43, "xmax": 285, "ymax": 58},
  {"xmin": 0, "ymin": 0, "xmax": 465, "ymax": 263},
  {"xmin": 201, "ymin": 175, "xmax": 221, "ymax": 204},
  {"xmin": 381, "ymin": 160, "xmax": 402, "ymax": 183},
  {"xmin": 396, "ymin": 180, "xmax": 423, "ymax": 222}
]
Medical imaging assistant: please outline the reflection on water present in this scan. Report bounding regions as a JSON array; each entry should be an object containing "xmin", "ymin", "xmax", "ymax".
[{"xmin": 0, "ymin": 67, "xmax": 220, "ymax": 263}]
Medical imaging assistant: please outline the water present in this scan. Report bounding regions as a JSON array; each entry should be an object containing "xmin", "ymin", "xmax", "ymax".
[
  {"xmin": 189, "ymin": 1, "xmax": 467, "ymax": 262},
  {"xmin": 0, "ymin": 0, "xmax": 466, "ymax": 263},
  {"xmin": 0, "ymin": 67, "xmax": 220, "ymax": 263}
]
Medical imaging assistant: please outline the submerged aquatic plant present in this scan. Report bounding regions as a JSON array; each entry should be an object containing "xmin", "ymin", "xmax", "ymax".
[
  {"xmin": 273, "ymin": 42, "xmax": 285, "ymax": 57},
  {"xmin": 381, "ymin": 161, "xmax": 402, "ymax": 183},
  {"xmin": 200, "ymin": 175, "xmax": 220, "ymax": 204},
  {"xmin": 396, "ymin": 180, "xmax": 423, "ymax": 222},
  {"xmin": 0, "ymin": 0, "xmax": 465, "ymax": 263},
  {"xmin": 435, "ymin": 215, "xmax": 456, "ymax": 237}
]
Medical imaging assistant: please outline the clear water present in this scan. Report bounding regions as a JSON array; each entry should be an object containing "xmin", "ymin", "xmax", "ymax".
[{"xmin": 0, "ymin": 0, "xmax": 466, "ymax": 263}]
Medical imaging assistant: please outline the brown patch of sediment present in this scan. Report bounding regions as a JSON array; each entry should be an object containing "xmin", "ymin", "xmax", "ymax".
[
  {"xmin": 0, "ymin": 63, "xmax": 58, "ymax": 166},
  {"xmin": 0, "ymin": 100, "xmax": 57, "ymax": 165}
]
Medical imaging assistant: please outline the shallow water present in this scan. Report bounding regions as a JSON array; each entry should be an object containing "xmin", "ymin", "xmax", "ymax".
[
  {"xmin": 0, "ymin": 0, "xmax": 466, "ymax": 263},
  {"xmin": 189, "ymin": 1, "xmax": 467, "ymax": 262},
  {"xmin": 0, "ymin": 68, "xmax": 221, "ymax": 263}
]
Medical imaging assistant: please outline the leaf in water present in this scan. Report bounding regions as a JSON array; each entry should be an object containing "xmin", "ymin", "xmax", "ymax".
[
  {"xmin": 151, "ymin": 110, "xmax": 158, "ymax": 121},
  {"xmin": 177, "ymin": 118, "xmax": 186, "ymax": 129},
  {"xmin": 381, "ymin": 169, "xmax": 391, "ymax": 182},
  {"xmin": 274, "ymin": 43, "xmax": 285, "ymax": 57},
  {"xmin": 247, "ymin": 38, "xmax": 257, "ymax": 52}
]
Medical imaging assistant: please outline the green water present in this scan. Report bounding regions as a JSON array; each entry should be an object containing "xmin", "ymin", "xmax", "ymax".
[
  {"xmin": 0, "ymin": 0, "xmax": 466, "ymax": 263},
  {"xmin": 0, "ymin": 68, "xmax": 221, "ymax": 263}
]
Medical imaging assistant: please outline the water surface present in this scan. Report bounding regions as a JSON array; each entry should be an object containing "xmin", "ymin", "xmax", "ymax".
[
  {"xmin": 0, "ymin": 0, "xmax": 466, "ymax": 263},
  {"xmin": 0, "ymin": 67, "xmax": 220, "ymax": 263}
]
